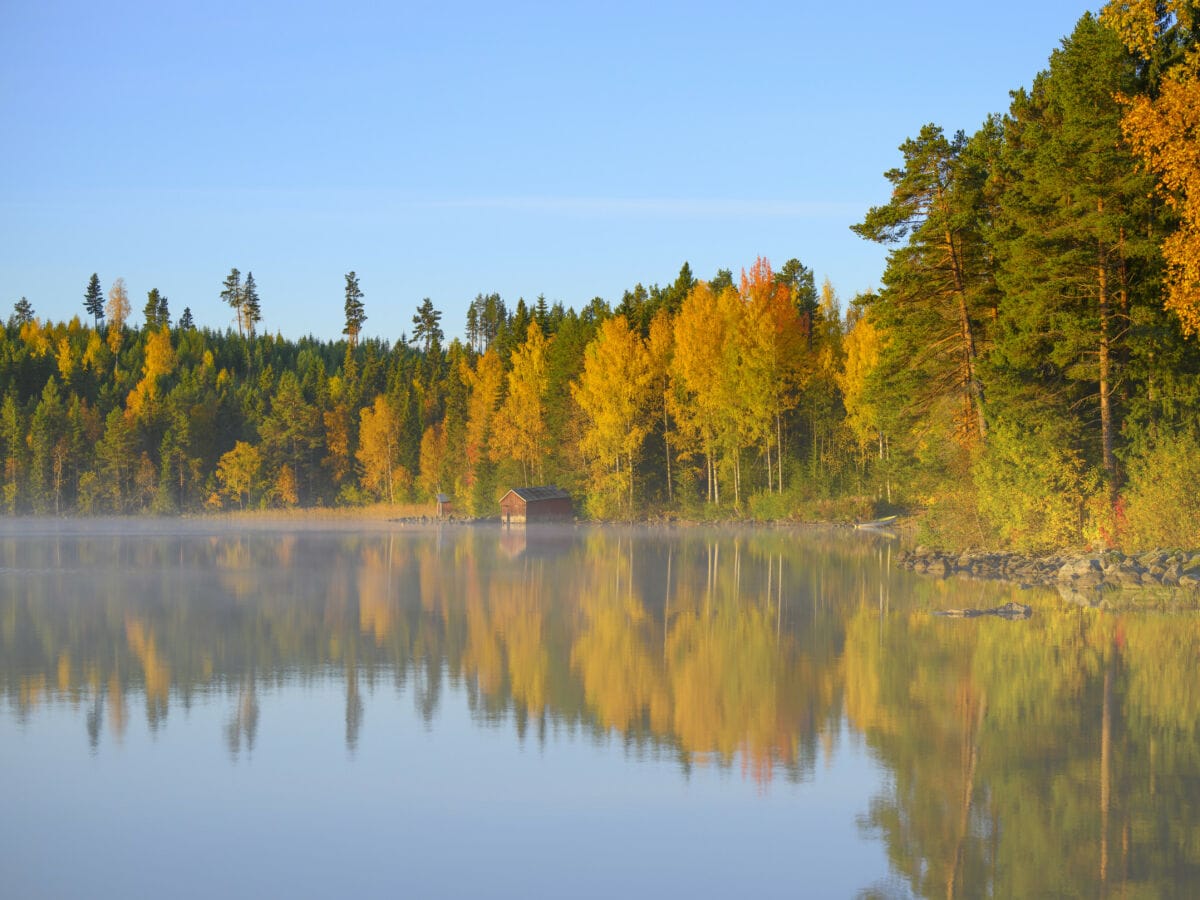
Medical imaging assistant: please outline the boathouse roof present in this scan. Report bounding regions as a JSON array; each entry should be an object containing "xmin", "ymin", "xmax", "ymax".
[{"xmin": 503, "ymin": 486, "xmax": 571, "ymax": 503}]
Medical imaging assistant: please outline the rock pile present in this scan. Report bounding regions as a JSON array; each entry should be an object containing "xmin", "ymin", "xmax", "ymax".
[{"xmin": 895, "ymin": 547, "xmax": 1200, "ymax": 592}]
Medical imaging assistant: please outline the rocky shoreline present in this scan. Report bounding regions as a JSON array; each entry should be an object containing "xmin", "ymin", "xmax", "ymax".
[{"xmin": 896, "ymin": 547, "xmax": 1200, "ymax": 594}]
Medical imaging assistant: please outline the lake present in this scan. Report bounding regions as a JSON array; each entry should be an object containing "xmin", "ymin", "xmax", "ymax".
[{"xmin": 2, "ymin": 520, "xmax": 1198, "ymax": 898}]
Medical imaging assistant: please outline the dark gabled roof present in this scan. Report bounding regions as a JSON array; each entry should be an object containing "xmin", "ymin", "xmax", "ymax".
[{"xmin": 505, "ymin": 485, "xmax": 571, "ymax": 502}]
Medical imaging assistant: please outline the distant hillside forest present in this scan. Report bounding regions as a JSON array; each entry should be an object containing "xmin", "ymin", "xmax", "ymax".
[{"xmin": 2, "ymin": 6, "xmax": 1199, "ymax": 551}]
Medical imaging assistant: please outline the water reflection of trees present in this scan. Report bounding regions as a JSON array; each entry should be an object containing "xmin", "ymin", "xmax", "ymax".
[
  {"xmin": 4, "ymin": 527, "xmax": 1200, "ymax": 893},
  {"xmin": 844, "ymin": 602, "xmax": 1200, "ymax": 897},
  {"xmin": 0, "ymin": 527, "xmax": 886, "ymax": 778}
]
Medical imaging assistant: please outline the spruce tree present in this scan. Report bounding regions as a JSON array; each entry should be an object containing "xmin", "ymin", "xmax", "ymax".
[
  {"xmin": 411, "ymin": 297, "xmax": 443, "ymax": 353},
  {"xmin": 992, "ymin": 13, "xmax": 1157, "ymax": 483},
  {"xmin": 10, "ymin": 297, "xmax": 34, "ymax": 328},
  {"xmin": 775, "ymin": 258, "xmax": 819, "ymax": 343},
  {"xmin": 29, "ymin": 378, "xmax": 66, "ymax": 514},
  {"xmin": 144, "ymin": 288, "xmax": 164, "ymax": 329},
  {"xmin": 465, "ymin": 303, "xmax": 480, "ymax": 353},
  {"xmin": 243, "ymin": 272, "xmax": 262, "ymax": 338},
  {"xmin": 220, "ymin": 268, "xmax": 243, "ymax": 336},
  {"xmin": 343, "ymin": 271, "xmax": 366, "ymax": 348},
  {"xmin": 83, "ymin": 273, "xmax": 104, "ymax": 328}
]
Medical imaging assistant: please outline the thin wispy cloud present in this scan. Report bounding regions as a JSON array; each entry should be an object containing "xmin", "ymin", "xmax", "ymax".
[
  {"xmin": 415, "ymin": 196, "xmax": 861, "ymax": 218},
  {"xmin": 1, "ymin": 189, "xmax": 861, "ymax": 220}
]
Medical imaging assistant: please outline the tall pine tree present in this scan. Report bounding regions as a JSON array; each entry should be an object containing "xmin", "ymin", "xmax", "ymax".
[
  {"xmin": 243, "ymin": 272, "xmax": 262, "ymax": 338},
  {"xmin": 852, "ymin": 123, "xmax": 996, "ymax": 454},
  {"xmin": 343, "ymin": 271, "xmax": 366, "ymax": 348},
  {"xmin": 992, "ymin": 13, "xmax": 1158, "ymax": 484},
  {"xmin": 83, "ymin": 273, "xmax": 104, "ymax": 328}
]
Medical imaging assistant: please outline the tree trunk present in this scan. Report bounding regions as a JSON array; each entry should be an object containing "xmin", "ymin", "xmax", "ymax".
[
  {"xmin": 734, "ymin": 451, "xmax": 741, "ymax": 506},
  {"xmin": 944, "ymin": 227, "xmax": 987, "ymax": 443},
  {"xmin": 663, "ymin": 402, "xmax": 673, "ymax": 503},
  {"xmin": 776, "ymin": 411, "xmax": 784, "ymax": 494}
]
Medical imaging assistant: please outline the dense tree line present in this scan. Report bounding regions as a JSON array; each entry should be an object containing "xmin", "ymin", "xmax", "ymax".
[
  {"xmin": 846, "ymin": 3, "xmax": 1200, "ymax": 550},
  {"xmin": 0, "ymin": 255, "xmax": 849, "ymax": 522},
  {"xmin": 1, "ymin": 4, "xmax": 1197, "ymax": 550}
]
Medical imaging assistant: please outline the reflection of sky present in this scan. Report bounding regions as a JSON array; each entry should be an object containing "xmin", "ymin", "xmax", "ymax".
[{"xmin": 3, "ymin": 679, "xmax": 894, "ymax": 899}]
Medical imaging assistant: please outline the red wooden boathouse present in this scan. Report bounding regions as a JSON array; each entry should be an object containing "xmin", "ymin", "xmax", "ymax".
[{"xmin": 498, "ymin": 486, "xmax": 573, "ymax": 524}]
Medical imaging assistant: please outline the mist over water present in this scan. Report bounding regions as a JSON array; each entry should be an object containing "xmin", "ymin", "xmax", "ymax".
[{"xmin": 3, "ymin": 522, "xmax": 1198, "ymax": 897}]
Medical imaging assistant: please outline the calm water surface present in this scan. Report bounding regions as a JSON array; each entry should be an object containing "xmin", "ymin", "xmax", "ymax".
[{"xmin": 2, "ymin": 521, "xmax": 1198, "ymax": 898}]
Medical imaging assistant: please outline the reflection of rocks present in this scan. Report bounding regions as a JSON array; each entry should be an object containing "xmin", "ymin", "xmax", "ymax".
[
  {"xmin": 934, "ymin": 601, "xmax": 1033, "ymax": 619},
  {"xmin": 1055, "ymin": 582, "xmax": 1107, "ymax": 608},
  {"xmin": 896, "ymin": 547, "xmax": 1200, "ymax": 598}
]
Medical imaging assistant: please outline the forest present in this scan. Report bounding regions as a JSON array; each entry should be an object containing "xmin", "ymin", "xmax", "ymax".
[{"xmin": 1, "ymin": 3, "xmax": 1198, "ymax": 552}]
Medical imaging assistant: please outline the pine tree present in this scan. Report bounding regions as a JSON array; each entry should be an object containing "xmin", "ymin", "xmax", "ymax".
[
  {"xmin": 10, "ymin": 297, "xmax": 34, "ymax": 328},
  {"xmin": 411, "ymin": 297, "xmax": 443, "ymax": 354},
  {"xmin": 83, "ymin": 273, "xmax": 104, "ymax": 328},
  {"xmin": 465, "ymin": 303, "xmax": 480, "ymax": 353},
  {"xmin": 259, "ymin": 370, "xmax": 322, "ymax": 503},
  {"xmin": 852, "ymin": 123, "xmax": 995, "ymax": 450},
  {"xmin": 661, "ymin": 261, "xmax": 696, "ymax": 316},
  {"xmin": 710, "ymin": 268, "xmax": 734, "ymax": 295},
  {"xmin": 29, "ymin": 378, "xmax": 66, "ymax": 514},
  {"xmin": 178, "ymin": 307, "xmax": 194, "ymax": 330},
  {"xmin": 343, "ymin": 271, "xmax": 366, "ymax": 348},
  {"xmin": 992, "ymin": 13, "xmax": 1157, "ymax": 483},
  {"xmin": 242, "ymin": 272, "xmax": 262, "ymax": 338},
  {"xmin": 144, "ymin": 288, "xmax": 164, "ymax": 329},
  {"xmin": 220, "ymin": 268, "xmax": 243, "ymax": 337}
]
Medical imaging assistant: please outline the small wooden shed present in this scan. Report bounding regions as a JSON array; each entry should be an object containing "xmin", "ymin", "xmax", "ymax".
[
  {"xmin": 499, "ymin": 486, "xmax": 572, "ymax": 524},
  {"xmin": 436, "ymin": 493, "xmax": 453, "ymax": 517}
]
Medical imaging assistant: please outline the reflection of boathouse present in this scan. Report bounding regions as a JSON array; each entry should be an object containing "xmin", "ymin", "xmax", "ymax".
[{"xmin": 499, "ymin": 486, "xmax": 572, "ymax": 524}]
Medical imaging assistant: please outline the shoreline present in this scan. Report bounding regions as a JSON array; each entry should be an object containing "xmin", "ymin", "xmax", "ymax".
[{"xmin": 896, "ymin": 546, "xmax": 1200, "ymax": 601}]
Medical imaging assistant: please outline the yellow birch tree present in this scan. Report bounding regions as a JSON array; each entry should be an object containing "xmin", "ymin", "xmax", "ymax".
[
  {"xmin": 490, "ymin": 322, "xmax": 550, "ymax": 485},
  {"xmin": 672, "ymin": 282, "xmax": 730, "ymax": 504},
  {"xmin": 571, "ymin": 314, "xmax": 654, "ymax": 516},
  {"xmin": 646, "ymin": 309, "xmax": 676, "ymax": 503},
  {"xmin": 418, "ymin": 423, "xmax": 448, "ymax": 499},
  {"xmin": 105, "ymin": 277, "xmax": 130, "ymax": 353},
  {"xmin": 739, "ymin": 258, "xmax": 805, "ymax": 495},
  {"xmin": 357, "ymin": 394, "xmax": 402, "ymax": 503},
  {"xmin": 216, "ymin": 441, "xmax": 261, "ymax": 509},
  {"xmin": 126, "ymin": 327, "xmax": 177, "ymax": 420},
  {"xmin": 464, "ymin": 348, "xmax": 505, "ymax": 482}
]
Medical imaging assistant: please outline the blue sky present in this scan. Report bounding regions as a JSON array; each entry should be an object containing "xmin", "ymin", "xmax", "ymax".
[{"xmin": 1, "ymin": 0, "xmax": 1095, "ymax": 342}]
